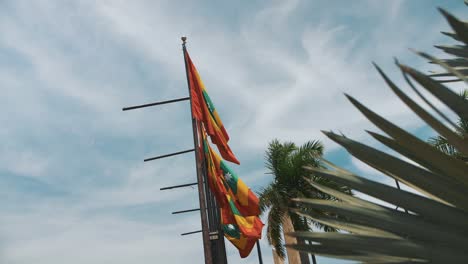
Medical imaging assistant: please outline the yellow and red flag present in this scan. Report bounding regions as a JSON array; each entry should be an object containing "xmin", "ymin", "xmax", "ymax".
[
  {"xmin": 185, "ymin": 50, "xmax": 239, "ymax": 164},
  {"xmin": 222, "ymin": 209, "xmax": 261, "ymax": 258},
  {"xmin": 202, "ymin": 130, "xmax": 263, "ymax": 258},
  {"xmin": 185, "ymin": 46, "xmax": 262, "ymax": 258}
]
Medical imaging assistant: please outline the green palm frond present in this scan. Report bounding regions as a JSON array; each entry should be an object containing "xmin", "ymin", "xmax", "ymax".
[
  {"xmin": 259, "ymin": 139, "xmax": 351, "ymax": 261},
  {"xmin": 428, "ymin": 135, "xmax": 459, "ymax": 156},
  {"xmin": 426, "ymin": 89, "xmax": 468, "ymax": 160},
  {"xmin": 287, "ymin": 7, "xmax": 468, "ymax": 263},
  {"xmin": 426, "ymin": 8, "xmax": 468, "ymax": 83},
  {"xmin": 267, "ymin": 205, "xmax": 287, "ymax": 259},
  {"xmin": 258, "ymin": 184, "xmax": 277, "ymax": 213},
  {"xmin": 299, "ymin": 140, "xmax": 324, "ymax": 157},
  {"xmin": 265, "ymin": 139, "xmax": 296, "ymax": 179}
]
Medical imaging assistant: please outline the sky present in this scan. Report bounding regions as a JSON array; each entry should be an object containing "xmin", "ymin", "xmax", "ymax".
[{"xmin": 0, "ymin": 0, "xmax": 466, "ymax": 263}]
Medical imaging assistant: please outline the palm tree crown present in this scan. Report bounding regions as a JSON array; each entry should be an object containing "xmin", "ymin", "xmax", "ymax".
[
  {"xmin": 259, "ymin": 139, "xmax": 350, "ymax": 262},
  {"xmin": 428, "ymin": 90, "xmax": 468, "ymax": 161}
]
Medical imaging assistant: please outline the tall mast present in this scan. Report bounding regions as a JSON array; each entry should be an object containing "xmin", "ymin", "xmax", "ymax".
[
  {"xmin": 122, "ymin": 37, "xmax": 230, "ymax": 264},
  {"xmin": 181, "ymin": 36, "xmax": 213, "ymax": 264}
]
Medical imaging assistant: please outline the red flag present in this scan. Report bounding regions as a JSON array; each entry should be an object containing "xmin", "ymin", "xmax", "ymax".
[
  {"xmin": 185, "ymin": 50, "xmax": 239, "ymax": 164},
  {"xmin": 202, "ymin": 131, "xmax": 263, "ymax": 258}
]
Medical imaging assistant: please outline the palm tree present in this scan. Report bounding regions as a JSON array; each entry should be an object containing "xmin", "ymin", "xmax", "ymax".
[
  {"xmin": 428, "ymin": 90, "xmax": 468, "ymax": 161},
  {"xmin": 286, "ymin": 8, "xmax": 468, "ymax": 263},
  {"xmin": 259, "ymin": 139, "xmax": 350, "ymax": 264}
]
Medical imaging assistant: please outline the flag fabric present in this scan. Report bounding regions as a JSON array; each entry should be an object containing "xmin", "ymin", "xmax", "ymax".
[
  {"xmin": 202, "ymin": 130, "xmax": 263, "ymax": 257},
  {"xmin": 219, "ymin": 161, "xmax": 260, "ymax": 216},
  {"xmin": 220, "ymin": 196, "xmax": 263, "ymax": 239},
  {"xmin": 184, "ymin": 47, "xmax": 263, "ymax": 258},
  {"xmin": 202, "ymin": 130, "xmax": 260, "ymax": 217},
  {"xmin": 184, "ymin": 49, "xmax": 240, "ymax": 164},
  {"xmin": 201, "ymin": 126, "xmax": 259, "ymax": 216},
  {"xmin": 185, "ymin": 51, "xmax": 229, "ymax": 141},
  {"xmin": 201, "ymin": 87, "xmax": 229, "ymax": 141},
  {"xmin": 223, "ymin": 215, "xmax": 259, "ymax": 258}
]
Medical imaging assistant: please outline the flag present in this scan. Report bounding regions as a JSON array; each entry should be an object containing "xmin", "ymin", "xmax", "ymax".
[
  {"xmin": 185, "ymin": 50, "xmax": 229, "ymax": 141},
  {"xmin": 202, "ymin": 130, "xmax": 263, "ymax": 257},
  {"xmin": 184, "ymin": 49, "xmax": 240, "ymax": 164},
  {"xmin": 203, "ymin": 130, "xmax": 260, "ymax": 217},
  {"xmin": 201, "ymin": 128, "xmax": 259, "ymax": 216},
  {"xmin": 220, "ymin": 195, "xmax": 263, "ymax": 239},
  {"xmin": 202, "ymin": 90, "xmax": 229, "ymax": 141},
  {"xmin": 223, "ymin": 215, "xmax": 259, "ymax": 258},
  {"xmin": 220, "ymin": 161, "xmax": 260, "ymax": 216}
]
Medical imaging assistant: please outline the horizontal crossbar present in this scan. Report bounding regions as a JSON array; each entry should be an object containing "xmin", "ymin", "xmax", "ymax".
[
  {"xmin": 144, "ymin": 148, "xmax": 195, "ymax": 162},
  {"xmin": 160, "ymin": 182, "xmax": 198, "ymax": 191},
  {"xmin": 122, "ymin": 96, "xmax": 190, "ymax": 111},
  {"xmin": 181, "ymin": 230, "xmax": 202, "ymax": 236},
  {"xmin": 172, "ymin": 208, "xmax": 200, "ymax": 214}
]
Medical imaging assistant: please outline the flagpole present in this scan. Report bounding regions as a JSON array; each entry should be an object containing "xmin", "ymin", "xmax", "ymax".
[
  {"xmin": 256, "ymin": 241, "xmax": 263, "ymax": 264},
  {"xmin": 182, "ymin": 36, "xmax": 213, "ymax": 264},
  {"xmin": 198, "ymin": 120, "xmax": 228, "ymax": 264},
  {"xmin": 394, "ymin": 179, "xmax": 409, "ymax": 213}
]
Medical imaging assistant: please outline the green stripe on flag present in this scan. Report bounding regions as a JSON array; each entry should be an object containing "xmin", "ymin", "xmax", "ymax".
[
  {"xmin": 223, "ymin": 224, "xmax": 241, "ymax": 239},
  {"xmin": 228, "ymin": 197, "xmax": 241, "ymax": 216},
  {"xmin": 202, "ymin": 90, "xmax": 219, "ymax": 124},
  {"xmin": 202, "ymin": 90, "xmax": 215, "ymax": 112}
]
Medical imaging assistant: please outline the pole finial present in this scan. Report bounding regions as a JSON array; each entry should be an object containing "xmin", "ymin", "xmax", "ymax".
[{"xmin": 181, "ymin": 36, "xmax": 187, "ymax": 44}]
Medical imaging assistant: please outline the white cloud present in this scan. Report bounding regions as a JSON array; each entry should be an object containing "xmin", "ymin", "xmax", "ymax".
[
  {"xmin": 0, "ymin": 208, "xmax": 202, "ymax": 264},
  {"xmin": 0, "ymin": 149, "xmax": 50, "ymax": 177},
  {"xmin": 0, "ymin": 0, "xmax": 460, "ymax": 263}
]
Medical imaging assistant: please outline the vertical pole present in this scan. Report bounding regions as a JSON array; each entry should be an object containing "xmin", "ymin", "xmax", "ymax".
[
  {"xmin": 394, "ymin": 180, "xmax": 409, "ymax": 214},
  {"xmin": 256, "ymin": 241, "xmax": 263, "ymax": 264},
  {"xmin": 214, "ymin": 198, "xmax": 228, "ymax": 263},
  {"xmin": 199, "ymin": 122, "xmax": 228, "ymax": 264},
  {"xmin": 182, "ymin": 36, "xmax": 213, "ymax": 264}
]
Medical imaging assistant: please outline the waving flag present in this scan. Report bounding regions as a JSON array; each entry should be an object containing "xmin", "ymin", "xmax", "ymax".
[
  {"xmin": 202, "ymin": 130, "xmax": 263, "ymax": 257},
  {"xmin": 220, "ymin": 195, "xmax": 263, "ymax": 239},
  {"xmin": 202, "ymin": 130, "xmax": 260, "ymax": 217},
  {"xmin": 223, "ymin": 222, "xmax": 258, "ymax": 258},
  {"xmin": 202, "ymin": 87, "xmax": 230, "ymax": 141},
  {"xmin": 185, "ymin": 50, "xmax": 239, "ymax": 164},
  {"xmin": 183, "ymin": 44, "xmax": 262, "ymax": 259},
  {"xmin": 220, "ymin": 161, "xmax": 260, "ymax": 216}
]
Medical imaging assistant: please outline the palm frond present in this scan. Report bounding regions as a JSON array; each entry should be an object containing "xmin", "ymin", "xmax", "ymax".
[
  {"xmin": 287, "ymin": 7, "xmax": 468, "ymax": 263},
  {"xmin": 265, "ymin": 139, "xmax": 296, "ymax": 181},
  {"xmin": 260, "ymin": 139, "xmax": 351, "ymax": 260},
  {"xmin": 425, "ymin": 9, "xmax": 468, "ymax": 83},
  {"xmin": 267, "ymin": 205, "xmax": 287, "ymax": 259},
  {"xmin": 258, "ymin": 183, "xmax": 278, "ymax": 214},
  {"xmin": 428, "ymin": 135, "xmax": 459, "ymax": 156}
]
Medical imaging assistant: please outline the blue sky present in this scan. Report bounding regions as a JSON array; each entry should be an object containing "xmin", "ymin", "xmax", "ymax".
[{"xmin": 0, "ymin": 0, "xmax": 466, "ymax": 263}]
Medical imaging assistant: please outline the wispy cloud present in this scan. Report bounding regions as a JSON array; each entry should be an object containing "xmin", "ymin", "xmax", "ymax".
[{"xmin": 1, "ymin": 0, "xmax": 464, "ymax": 263}]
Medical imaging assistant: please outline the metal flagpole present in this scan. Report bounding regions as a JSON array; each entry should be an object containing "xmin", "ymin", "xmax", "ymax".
[
  {"xmin": 122, "ymin": 37, "xmax": 230, "ymax": 263},
  {"xmin": 394, "ymin": 180, "xmax": 409, "ymax": 213},
  {"xmin": 182, "ymin": 36, "xmax": 213, "ymax": 264},
  {"xmin": 198, "ymin": 120, "xmax": 228, "ymax": 264},
  {"xmin": 256, "ymin": 241, "xmax": 263, "ymax": 264},
  {"xmin": 123, "ymin": 36, "xmax": 265, "ymax": 263}
]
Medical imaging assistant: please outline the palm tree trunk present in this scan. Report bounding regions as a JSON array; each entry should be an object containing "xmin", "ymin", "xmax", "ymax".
[
  {"xmin": 297, "ymin": 237, "xmax": 311, "ymax": 264},
  {"xmin": 282, "ymin": 214, "xmax": 301, "ymax": 263},
  {"xmin": 273, "ymin": 248, "xmax": 285, "ymax": 264}
]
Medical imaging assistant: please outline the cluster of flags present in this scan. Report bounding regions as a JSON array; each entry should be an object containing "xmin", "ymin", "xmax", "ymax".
[{"xmin": 184, "ymin": 49, "xmax": 264, "ymax": 258}]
